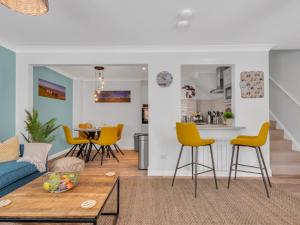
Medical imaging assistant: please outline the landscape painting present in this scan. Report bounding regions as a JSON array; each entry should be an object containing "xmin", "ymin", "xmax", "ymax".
[
  {"xmin": 38, "ymin": 78, "xmax": 66, "ymax": 101},
  {"xmin": 95, "ymin": 90, "xmax": 131, "ymax": 103}
]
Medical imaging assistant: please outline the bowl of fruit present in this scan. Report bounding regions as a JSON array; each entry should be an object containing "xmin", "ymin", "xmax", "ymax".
[{"xmin": 43, "ymin": 172, "xmax": 79, "ymax": 193}]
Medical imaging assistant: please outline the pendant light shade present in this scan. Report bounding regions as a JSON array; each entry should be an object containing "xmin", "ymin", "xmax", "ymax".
[
  {"xmin": 94, "ymin": 66, "xmax": 105, "ymax": 102},
  {"xmin": 0, "ymin": 0, "xmax": 49, "ymax": 16}
]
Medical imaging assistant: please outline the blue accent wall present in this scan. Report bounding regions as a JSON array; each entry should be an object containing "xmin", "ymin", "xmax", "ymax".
[
  {"xmin": 33, "ymin": 67, "xmax": 73, "ymax": 155},
  {"xmin": 0, "ymin": 46, "xmax": 16, "ymax": 141}
]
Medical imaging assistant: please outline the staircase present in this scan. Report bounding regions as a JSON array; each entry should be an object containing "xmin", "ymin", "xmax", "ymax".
[{"xmin": 270, "ymin": 120, "xmax": 300, "ymax": 175}]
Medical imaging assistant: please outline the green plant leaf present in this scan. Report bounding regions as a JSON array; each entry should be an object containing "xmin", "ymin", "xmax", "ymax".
[{"xmin": 21, "ymin": 108, "xmax": 61, "ymax": 143}]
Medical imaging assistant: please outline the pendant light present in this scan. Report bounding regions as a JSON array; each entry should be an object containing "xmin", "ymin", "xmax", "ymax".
[
  {"xmin": 94, "ymin": 66, "xmax": 105, "ymax": 102},
  {"xmin": 0, "ymin": 0, "xmax": 49, "ymax": 16}
]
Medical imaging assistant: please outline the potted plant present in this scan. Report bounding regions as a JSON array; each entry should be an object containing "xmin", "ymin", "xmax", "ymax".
[
  {"xmin": 21, "ymin": 109, "xmax": 61, "ymax": 143},
  {"xmin": 223, "ymin": 111, "xmax": 234, "ymax": 126}
]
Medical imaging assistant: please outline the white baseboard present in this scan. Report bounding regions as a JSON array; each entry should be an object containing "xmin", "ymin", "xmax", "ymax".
[
  {"xmin": 148, "ymin": 169, "xmax": 264, "ymax": 177},
  {"xmin": 48, "ymin": 147, "xmax": 135, "ymax": 161},
  {"xmin": 48, "ymin": 148, "xmax": 70, "ymax": 160},
  {"xmin": 270, "ymin": 111, "xmax": 300, "ymax": 151}
]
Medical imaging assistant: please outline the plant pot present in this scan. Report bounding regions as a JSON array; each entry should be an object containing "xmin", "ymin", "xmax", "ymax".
[{"xmin": 225, "ymin": 118, "xmax": 233, "ymax": 126}]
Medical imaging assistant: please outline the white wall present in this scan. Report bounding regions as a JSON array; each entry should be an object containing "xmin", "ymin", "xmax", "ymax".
[
  {"xmin": 74, "ymin": 80, "xmax": 145, "ymax": 149},
  {"xmin": 270, "ymin": 50, "xmax": 300, "ymax": 150},
  {"xmin": 15, "ymin": 47, "xmax": 270, "ymax": 176}
]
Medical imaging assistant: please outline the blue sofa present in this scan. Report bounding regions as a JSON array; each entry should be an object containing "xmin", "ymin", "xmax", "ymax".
[{"xmin": 0, "ymin": 145, "xmax": 46, "ymax": 197}]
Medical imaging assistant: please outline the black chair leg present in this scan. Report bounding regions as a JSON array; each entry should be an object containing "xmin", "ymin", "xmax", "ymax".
[
  {"xmin": 171, "ymin": 145, "xmax": 184, "ymax": 187},
  {"xmin": 234, "ymin": 146, "xmax": 240, "ymax": 180},
  {"xmin": 114, "ymin": 144, "xmax": 120, "ymax": 153},
  {"xmin": 65, "ymin": 145, "xmax": 76, "ymax": 157},
  {"xmin": 85, "ymin": 143, "xmax": 93, "ymax": 163},
  {"xmin": 258, "ymin": 147, "xmax": 272, "ymax": 188},
  {"xmin": 256, "ymin": 147, "xmax": 270, "ymax": 198},
  {"xmin": 228, "ymin": 145, "xmax": 236, "ymax": 189},
  {"xmin": 191, "ymin": 147, "xmax": 194, "ymax": 180},
  {"xmin": 194, "ymin": 147, "xmax": 198, "ymax": 198},
  {"xmin": 92, "ymin": 146, "xmax": 101, "ymax": 161},
  {"xmin": 114, "ymin": 144, "xmax": 124, "ymax": 155},
  {"xmin": 108, "ymin": 145, "xmax": 119, "ymax": 162},
  {"xmin": 101, "ymin": 146, "xmax": 105, "ymax": 166},
  {"xmin": 71, "ymin": 145, "xmax": 78, "ymax": 157},
  {"xmin": 77, "ymin": 144, "xmax": 86, "ymax": 158},
  {"xmin": 209, "ymin": 145, "xmax": 218, "ymax": 190}
]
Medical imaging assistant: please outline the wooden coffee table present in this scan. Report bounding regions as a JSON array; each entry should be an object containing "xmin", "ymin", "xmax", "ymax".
[{"xmin": 0, "ymin": 170, "xmax": 120, "ymax": 225}]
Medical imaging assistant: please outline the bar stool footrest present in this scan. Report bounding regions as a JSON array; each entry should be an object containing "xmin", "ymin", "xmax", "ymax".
[
  {"xmin": 196, "ymin": 163, "xmax": 213, "ymax": 170},
  {"xmin": 194, "ymin": 169, "xmax": 213, "ymax": 176},
  {"xmin": 232, "ymin": 169, "xmax": 262, "ymax": 175},
  {"xmin": 232, "ymin": 163, "xmax": 266, "ymax": 170},
  {"xmin": 177, "ymin": 163, "xmax": 193, "ymax": 170}
]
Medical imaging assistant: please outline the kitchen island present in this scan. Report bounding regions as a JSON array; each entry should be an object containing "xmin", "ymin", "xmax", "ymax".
[{"xmin": 194, "ymin": 124, "xmax": 246, "ymax": 176}]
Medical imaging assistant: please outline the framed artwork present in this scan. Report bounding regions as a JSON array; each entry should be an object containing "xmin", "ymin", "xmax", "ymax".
[
  {"xmin": 95, "ymin": 90, "xmax": 131, "ymax": 103},
  {"xmin": 240, "ymin": 71, "xmax": 264, "ymax": 98},
  {"xmin": 38, "ymin": 78, "xmax": 66, "ymax": 101}
]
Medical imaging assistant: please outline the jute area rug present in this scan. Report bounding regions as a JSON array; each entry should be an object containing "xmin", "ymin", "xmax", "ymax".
[
  {"xmin": 9, "ymin": 177, "xmax": 300, "ymax": 225},
  {"xmin": 100, "ymin": 177, "xmax": 300, "ymax": 225}
]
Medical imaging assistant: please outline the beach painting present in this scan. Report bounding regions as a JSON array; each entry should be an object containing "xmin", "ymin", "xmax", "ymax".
[
  {"xmin": 95, "ymin": 90, "xmax": 131, "ymax": 103},
  {"xmin": 38, "ymin": 78, "xmax": 66, "ymax": 101}
]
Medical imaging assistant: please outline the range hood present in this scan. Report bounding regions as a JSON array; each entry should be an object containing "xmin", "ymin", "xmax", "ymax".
[{"xmin": 210, "ymin": 67, "xmax": 228, "ymax": 94}]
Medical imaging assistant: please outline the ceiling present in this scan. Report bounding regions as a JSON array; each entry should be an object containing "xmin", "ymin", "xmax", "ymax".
[
  {"xmin": 48, "ymin": 65, "xmax": 148, "ymax": 81},
  {"xmin": 1, "ymin": 0, "xmax": 300, "ymax": 49}
]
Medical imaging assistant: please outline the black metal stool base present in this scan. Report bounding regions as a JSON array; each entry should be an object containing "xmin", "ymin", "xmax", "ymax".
[
  {"xmin": 228, "ymin": 145, "xmax": 272, "ymax": 198},
  {"xmin": 171, "ymin": 145, "xmax": 218, "ymax": 198}
]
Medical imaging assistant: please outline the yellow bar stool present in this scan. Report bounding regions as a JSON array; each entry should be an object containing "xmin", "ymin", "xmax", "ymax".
[
  {"xmin": 228, "ymin": 122, "xmax": 272, "ymax": 198},
  {"xmin": 172, "ymin": 122, "xmax": 218, "ymax": 198}
]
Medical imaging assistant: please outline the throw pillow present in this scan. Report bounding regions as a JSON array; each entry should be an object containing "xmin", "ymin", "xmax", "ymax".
[
  {"xmin": 0, "ymin": 136, "xmax": 19, "ymax": 163},
  {"xmin": 18, "ymin": 143, "xmax": 52, "ymax": 172},
  {"xmin": 50, "ymin": 157, "xmax": 85, "ymax": 172}
]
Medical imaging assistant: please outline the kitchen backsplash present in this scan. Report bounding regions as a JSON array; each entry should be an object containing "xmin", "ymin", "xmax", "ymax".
[
  {"xmin": 197, "ymin": 98, "xmax": 226, "ymax": 118},
  {"xmin": 181, "ymin": 98, "xmax": 226, "ymax": 117}
]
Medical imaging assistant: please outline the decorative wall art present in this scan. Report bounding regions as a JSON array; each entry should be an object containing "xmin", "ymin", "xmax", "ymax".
[
  {"xmin": 181, "ymin": 85, "xmax": 196, "ymax": 99},
  {"xmin": 94, "ymin": 90, "xmax": 131, "ymax": 103},
  {"xmin": 38, "ymin": 78, "xmax": 66, "ymax": 100},
  {"xmin": 156, "ymin": 71, "xmax": 173, "ymax": 87},
  {"xmin": 240, "ymin": 71, "xmax": 264, "ymax": 98}
]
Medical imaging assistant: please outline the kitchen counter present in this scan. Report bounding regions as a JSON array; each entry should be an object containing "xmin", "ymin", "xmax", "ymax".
[{"xmin": 196, "ymin": 124, "xmax": 246, "ymax": 130}]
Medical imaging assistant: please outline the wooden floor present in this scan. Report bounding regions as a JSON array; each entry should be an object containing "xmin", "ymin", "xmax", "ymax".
[
  {"xmin": 51, "ymin": 150, "xmax": 147, "ymax": 177},
  {"xmin": 52, "ymin": 150, "xmax": 300, "ymax": 196}
]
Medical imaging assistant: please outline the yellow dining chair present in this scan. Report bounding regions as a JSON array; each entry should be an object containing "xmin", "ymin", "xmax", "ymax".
[
  {"xmin": 228, "ymin": 122, "xmax": 271, "ymax": 198},
  {"xmin": 63, "ymin": 125, "xmax": 89, "ymax": 158},
  {"xmin": 90, "ymin": 126, "xmax": 119, "ymax": 165},
  {"xmin": 113, "ymin": 124, "xmax": 124, "ymax": 155},
  {"xmin": 78, "ymin": 123, "xmax": 93, "ymax": 139},
  {"xmin": 172, "ymin": 123, "xmax": 218, "ymax": 198}
]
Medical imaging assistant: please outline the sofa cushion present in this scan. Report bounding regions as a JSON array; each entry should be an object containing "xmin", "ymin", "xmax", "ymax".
[
  {"xmin": 0, "ymin": 160, "xmax": 38, "ymax": 190},
  {"xmin": 0, "ymin": 136, "xmax": 19, "ymax": 163}
]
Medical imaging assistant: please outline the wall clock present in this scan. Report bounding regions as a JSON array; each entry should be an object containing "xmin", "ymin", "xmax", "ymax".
[{"xmin": 156, "ymin": 71, "xmax": 173, "ymax": 87}]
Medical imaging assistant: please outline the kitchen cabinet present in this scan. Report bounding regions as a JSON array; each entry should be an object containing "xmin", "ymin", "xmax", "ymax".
[{"xmin": 223, "ymin": 67, "xmax": 232, "ymax": 86}]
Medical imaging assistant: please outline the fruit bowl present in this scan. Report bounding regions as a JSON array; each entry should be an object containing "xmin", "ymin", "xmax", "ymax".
[{"xmin": 43, "ymin": 172, "xmax": 79, "ymax": 193}]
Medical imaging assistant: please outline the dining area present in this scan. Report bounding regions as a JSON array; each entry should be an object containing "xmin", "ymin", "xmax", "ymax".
[{"xmin": 62, "ymin": 123, "xmax": 125, "ymax": 165}]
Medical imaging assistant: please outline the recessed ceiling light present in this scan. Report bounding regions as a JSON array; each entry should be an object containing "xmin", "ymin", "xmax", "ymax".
[
  {"xmin": 176, "ymin": 20, "xmax": 190, "ymax": 28},
  {"xmin": 142, "ymin": 66, "xmax": 147, "ymax": 71},
  {"xmin": 179, "ymin": 9, "xmax": 193, "ymax": 20}
]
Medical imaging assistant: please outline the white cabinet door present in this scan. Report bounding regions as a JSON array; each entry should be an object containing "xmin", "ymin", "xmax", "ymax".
[{"xmin": 223, "ymin": 68, "xmax": 232, "ymax": 86}]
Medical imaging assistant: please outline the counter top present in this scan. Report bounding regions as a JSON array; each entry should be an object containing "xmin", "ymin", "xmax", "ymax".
[{"xmin": 196, "ymin": 124, "xmax": 246, "ymax": 130}]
